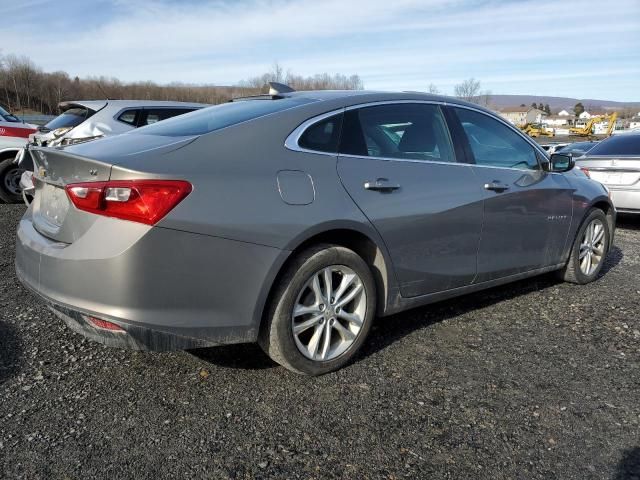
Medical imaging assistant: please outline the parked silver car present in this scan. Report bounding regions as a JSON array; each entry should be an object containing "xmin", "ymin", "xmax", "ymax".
[
  {"xmin": 15, "ymin": 85, "xmax": 616, "ymax": 375},
  {"xmin": 576, "ymin": 133, "xmax": 640, "ymax": 214},
  {"xmin": 15, "ymin": 100, "xmax": 207, "ymax": 203}
]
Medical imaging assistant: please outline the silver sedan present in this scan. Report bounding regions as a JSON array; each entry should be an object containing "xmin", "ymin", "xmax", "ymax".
[
  {"xmin": 576, "ymin": 133, "xmax": 640, "ymax": 214},
  {"xmin": 15, "ymin": 85, "xmax": 615, "ymax": 375}
]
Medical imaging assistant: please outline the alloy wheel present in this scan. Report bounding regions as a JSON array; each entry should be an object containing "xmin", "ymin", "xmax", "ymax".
[
  {"xmin": 579, "ymin": 218, "xmax": 605, "ymax": 276},
  {"xmin": 291, "ymin": 265, "xmax": 367, "ymax": 361}
]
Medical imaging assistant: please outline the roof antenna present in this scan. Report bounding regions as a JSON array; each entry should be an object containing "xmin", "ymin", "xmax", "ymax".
[{"xmin": 268, "ymin": 82, "xmax": 295, "ymax": 95}]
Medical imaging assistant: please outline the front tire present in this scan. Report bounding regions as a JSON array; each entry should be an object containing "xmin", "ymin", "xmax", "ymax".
[
  {"xmin": 558, "ymin": 208, "xmax": 610, "ymax": 284},
  {"xmin": 259, "ymin": 244, "xmax": 376, "ymax": 375}
]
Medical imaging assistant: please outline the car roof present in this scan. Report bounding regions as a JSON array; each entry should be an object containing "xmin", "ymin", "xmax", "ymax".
[
  {"xmin": 269, "ymin": 89, "xmax": 494, "ymax": 117},
  {"xmin": 58, "ymin": 100, "xmax": 209, "ymax": 112}
]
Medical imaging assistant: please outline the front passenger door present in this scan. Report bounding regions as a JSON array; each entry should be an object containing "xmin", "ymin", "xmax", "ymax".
[{"xmin": 449, "ymin": 107, "xmax": 573, "ymax": 282}]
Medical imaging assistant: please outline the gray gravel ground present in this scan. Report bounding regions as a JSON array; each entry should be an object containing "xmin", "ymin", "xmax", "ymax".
[{"xmin": 1, "ymin": 203, "xmax": 639, "ymax": 479}]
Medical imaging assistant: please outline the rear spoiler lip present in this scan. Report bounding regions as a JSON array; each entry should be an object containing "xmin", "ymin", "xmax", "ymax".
[{"xmin": 29, "ymin": 145, "xmax": 113, "ymax": 186}]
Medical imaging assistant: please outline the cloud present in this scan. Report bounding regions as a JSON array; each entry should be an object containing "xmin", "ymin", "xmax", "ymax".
[{"xmin": 2, "ymin": 0, "xmax": 639, "ymax": 100}]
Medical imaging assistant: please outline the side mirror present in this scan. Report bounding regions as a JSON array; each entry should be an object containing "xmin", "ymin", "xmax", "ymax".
[{"xmin": 549, "ymin": 153, "xmax": 575, "ymax": 173}]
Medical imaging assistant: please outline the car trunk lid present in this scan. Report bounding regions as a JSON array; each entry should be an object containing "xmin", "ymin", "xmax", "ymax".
[
  {"xmin": 30, "ymin": 147, "xmax": 112, "ymax": 243},
  {"xmin": 578, "ymin": 156, "xmax": 640, "ymax": 187}
]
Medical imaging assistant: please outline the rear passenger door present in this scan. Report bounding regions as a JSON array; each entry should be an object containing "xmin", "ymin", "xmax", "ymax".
[
  {"xmin": 448, "ymin": 107, "xmax": 573, "ymax": 282},
  {"xmin": 336, "ymin": 103, "xmax": 484, "ymax": 297}
]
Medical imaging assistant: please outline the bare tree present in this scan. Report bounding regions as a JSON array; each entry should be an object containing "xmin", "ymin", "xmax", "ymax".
[
  {"xmin": 454, "ymin": 78, "xmax": 481, "ymax": 103},
  {"xmin": 0, "ymin": 53, "xmax": 365, "ymax": 115},
  {"xmin": 477, "ymin": 90, "xmax": 492, "ymax": 107},
  {"xmin": 427, "ymin": 83, "xmax": 440, "ymax": 94}
]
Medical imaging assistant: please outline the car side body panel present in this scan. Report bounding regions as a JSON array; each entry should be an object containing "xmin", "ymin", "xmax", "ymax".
[{"xmin": 14, "ymin": 91, "xmax": 616, "ymax": 351}]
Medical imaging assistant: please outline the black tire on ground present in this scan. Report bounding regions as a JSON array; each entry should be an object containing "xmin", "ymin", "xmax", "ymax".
[
  {"xmin": 558, "ymin": 208, "xmax": 610, "ymax": 284},
  {"xmin": 0, "ymin": 156, "xmax": 24, "ymax": 203},
  {"xmin": 259, "ymin": 244, "xmax": 377, "ymax": 375}
]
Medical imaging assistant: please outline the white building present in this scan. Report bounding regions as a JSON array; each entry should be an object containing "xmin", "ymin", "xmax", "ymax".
[
  {"xmin": 499, "ymin": 107, "xmax": 547, "ymax": 126},
  {"xmin": 558, "ymin": 110, "xmax": 571, "ymax": 116},
  {"xmin": 543, "ymin": 114, "xmax": 575, "ymax": 127},
  {"xmin": 579, "ymin": 111, "xmax": 592, "ymax": 119}
]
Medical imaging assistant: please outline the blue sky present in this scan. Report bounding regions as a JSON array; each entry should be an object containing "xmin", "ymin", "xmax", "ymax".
[{"xmin": 2, "ymin": 0, "xmax": 639, "ymax": 100}]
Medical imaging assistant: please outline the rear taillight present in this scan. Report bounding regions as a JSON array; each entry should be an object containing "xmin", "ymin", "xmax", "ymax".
[
  {"xmin": 579, "ymin": 167, "xmax": 591, "ymax": 178},
  {"xmin": 65, "ymin": 180, "xmax": 192, "ymax": 225}
]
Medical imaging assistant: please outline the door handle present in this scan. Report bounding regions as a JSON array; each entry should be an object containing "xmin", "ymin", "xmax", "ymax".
[
  {"xmin": 484, "ymin": 181, "xmax": 510, "ymax": 192},
  {"xmin": 364, "ymin": 178, "xmax": 401, "ymax": 192}
]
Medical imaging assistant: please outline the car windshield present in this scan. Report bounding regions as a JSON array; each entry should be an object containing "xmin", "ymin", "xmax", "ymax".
[
  {"xmin": 44, "ymin": 107, "xmax": 95, "ymax": 131},
  {"xmin": 0, "ymin": 105, "xmax": 20, "ymax": 122},
  {"xmin": 586, "ymin": 135, "xmax": 640, "ymax": 156},
  {"xmin": 131, "ymin": 97, "xmax": 313, "ymax": 137}
]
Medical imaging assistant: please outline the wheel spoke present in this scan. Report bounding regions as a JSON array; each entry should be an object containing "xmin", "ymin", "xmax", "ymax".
[
  {"xmin": 306, "ymin": 324, "xmax": 323, "ymax": 358},
  {"xmin": 585, "ymin": 251, "xmax": 592, "ymax": 274},
  {"xmin": 337, "ymin": 309, "xmax": 363, "ymax": 327},
  {"xmin": 293, "ymin": 314, "xmax": 323, "ymax": 334},
  {"xmin": 319, "ymin": 323, "xmax": 332, "ymax": 360},
  {"xmin": 311, "ymin": 274, "xmax": 324, "ymax": 303},
  {"xmin": 335, "ymin": 282, "xmax": 363, "ymax": 309},
  {"xmin": 593, "ymin": 245, "xmax": 604, "ymax": 256},
  {"xmin": 323, "ymin": 268, "xmax": 333, "ymax": 303},
  {"xmin": 293, "ymin": 304, "xmax": 320, "ymax": 317},
  {"xmin": 579, "ymin": 244, "xmax": 590, "ymax": 259},
  {"xmin": 333, "ymin": 321, "xmax": 356, "ymax": 341},
  {"xmin": 333, "ymin": 273, "xmax": 356, "ymax": 305},
  {"xmin": 593, "ymin": 225, "xmax": 604, "ymax": 244}
]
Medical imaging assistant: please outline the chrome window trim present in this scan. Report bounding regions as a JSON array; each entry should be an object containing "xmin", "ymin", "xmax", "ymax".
[
  {"xmin": 284, "ymin": 99, "xmax": 552, "ymax": 171},
  {"xmin": 284, "ymin": 108, "xmax": 344, "ymax": 156}
]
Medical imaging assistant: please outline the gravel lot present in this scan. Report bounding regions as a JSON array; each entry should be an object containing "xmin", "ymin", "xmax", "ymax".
[{"xmin": 1, "ymin": 203, "xmax": 639, "ymax": 479}]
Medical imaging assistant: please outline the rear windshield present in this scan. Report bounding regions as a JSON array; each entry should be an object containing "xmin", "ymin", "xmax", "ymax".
[
  {"xmin": 45, "ymin": 107, "xmax": 95, "ymax": 130},
  {"xmin": 0, "ymin": 106, "xmax": 20, "ymax": 122},
  {"xmin": 587, "ymin": 135, "xmax": 640, "ymax": 156},
  {"xmin": 131, "ymin": 97, "xmax": 312, "ymax": 137}
]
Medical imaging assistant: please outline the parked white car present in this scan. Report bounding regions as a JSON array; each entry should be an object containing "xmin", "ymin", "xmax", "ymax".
[
  {"xmin": 0, "ymin": 106, "xmax": 37, "ymax": 202},
  {"xmin": 16, "ymin": 100, "xmax": 207, "ymax": 203}
]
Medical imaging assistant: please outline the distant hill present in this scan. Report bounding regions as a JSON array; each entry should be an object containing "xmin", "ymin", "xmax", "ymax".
[{"xmin": 488, "ymin": 95, "xmax": 640, "ymax": 113}]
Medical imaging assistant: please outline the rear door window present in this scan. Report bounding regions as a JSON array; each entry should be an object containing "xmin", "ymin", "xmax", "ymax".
[
  {"xmin": 339, "ymin": 103, "xmax": 456, "ymax": 162},
  {"xmin": 453, "ymin": 108, "xmax": 539, "ymax": 170},
  {"xmin": 298, "ymin": 113, "xmax": 343, "ymax": 153},
  {"xmin": 117, "ymin": 109, "xmax": 139, "ymax": 126}
]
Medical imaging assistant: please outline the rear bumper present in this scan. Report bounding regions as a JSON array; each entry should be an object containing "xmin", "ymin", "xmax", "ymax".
[
  {"xmin": 15, "ymin": 210, "xmax": 288, "ymax": 351},
  {"xmin": 609, "ymin": 188, "xmax": 640, "ymax": 213}
]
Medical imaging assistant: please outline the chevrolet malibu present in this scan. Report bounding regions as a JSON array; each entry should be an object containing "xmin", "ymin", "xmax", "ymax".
[{"xmin": 16, "ymin": 85, "xmax": 616, "ymax": 375}]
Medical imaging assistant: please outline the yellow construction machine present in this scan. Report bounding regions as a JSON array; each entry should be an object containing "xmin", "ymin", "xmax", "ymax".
[
  {"xmin": 569, "ymin": 112, "xmax": 618, "ymax": 137},
  {"xmin": 520, "ymin": 123, "xmax": 554, "ymax": 138}
]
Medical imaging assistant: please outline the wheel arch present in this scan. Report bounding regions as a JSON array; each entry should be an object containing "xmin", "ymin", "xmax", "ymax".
[
  {"xmin": 0, "ymin": 148, "xmax": 20, "ymax": 162},
  {"xmin": 254, "ymin": 222, "xmax": 399, "ymax": 336},
  {"xmin": 589, "ymin": 197, "xmax": 616, "ymax": 248}
]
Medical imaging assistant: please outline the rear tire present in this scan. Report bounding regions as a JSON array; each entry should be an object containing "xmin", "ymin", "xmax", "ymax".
[
  {"xmin": 0, "ymin": 156, "xmax": 24, "ymax": 203},
  {"xmin": 259, "ymin": 244, "xmax": 376, "ymax": 375},
  {"xmin": 558, "ymin": 208, "xmax": 609, "ymax": 284}
]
